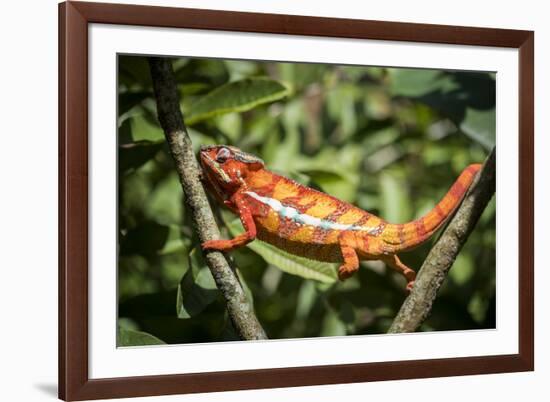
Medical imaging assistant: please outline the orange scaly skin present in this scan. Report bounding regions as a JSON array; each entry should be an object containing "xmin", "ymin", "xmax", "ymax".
[{"xmin": 200, "ymin": 145, "xmax": 481, "ymax": 291}]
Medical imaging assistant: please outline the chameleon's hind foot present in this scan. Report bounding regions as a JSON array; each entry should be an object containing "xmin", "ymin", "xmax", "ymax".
[
  {"xmin": 383, "ymin": 254, "xmax": 417, "ymax": 292},
  {"xmin": 338, "ymin": 265, "xmax": 358, "ymax": 281}
]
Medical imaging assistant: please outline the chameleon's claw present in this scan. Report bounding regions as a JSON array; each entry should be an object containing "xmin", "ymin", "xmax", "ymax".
[{"xmin": 406, "ymin": 280, "xmax": 415, "ymax": 293}]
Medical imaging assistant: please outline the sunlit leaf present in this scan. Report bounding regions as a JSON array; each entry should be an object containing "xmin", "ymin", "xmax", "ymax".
[
  {"xmin": 225, "ymin": 218, "xmax": 338, "ymax": 283},
  {"xmin": 186, "ymin": 78, "xmax": 291, "ymax": 125},
  {"xmin": 249, "ymin": 240, "xmax": 338, "ymax": 284}
]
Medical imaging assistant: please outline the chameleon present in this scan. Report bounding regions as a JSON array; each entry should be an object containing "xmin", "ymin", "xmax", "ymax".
[{"xmin": 199, "ymin": 145, "xmax": 481, "ymax": 291}]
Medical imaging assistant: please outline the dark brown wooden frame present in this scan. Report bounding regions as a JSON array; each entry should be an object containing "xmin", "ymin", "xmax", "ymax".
[{"xmin": 59, "ymin": 1, "xmax": 534, "ymax": 400}]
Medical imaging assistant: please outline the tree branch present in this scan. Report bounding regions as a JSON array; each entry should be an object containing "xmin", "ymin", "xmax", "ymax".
[
  {"xmin": 388, "ymin": 148, "xmax": 496, "ymax": 333},
  {"xmin": 148, "ymin": 57, "xmax": 267, "ymax": 340}
]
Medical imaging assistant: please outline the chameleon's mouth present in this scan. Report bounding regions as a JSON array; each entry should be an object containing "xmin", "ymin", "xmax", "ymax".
[
  {"xmin": 199, "ymin": 149, "xmax": 233, "ymax": 204},
  {"xmin": 200, "ymin": 152, "xmax": 231, "ymax": 183}
]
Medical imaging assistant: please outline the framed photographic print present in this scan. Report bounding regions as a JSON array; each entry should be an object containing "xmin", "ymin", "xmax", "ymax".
[{"xmin": 59, "ymin": 1, "xmax": 534, "ymax": 400}]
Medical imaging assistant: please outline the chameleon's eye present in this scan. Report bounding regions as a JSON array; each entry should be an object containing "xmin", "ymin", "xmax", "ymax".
[{"xmin": 216, "ymin": 147, "xmax": 231, "ymax": 163}]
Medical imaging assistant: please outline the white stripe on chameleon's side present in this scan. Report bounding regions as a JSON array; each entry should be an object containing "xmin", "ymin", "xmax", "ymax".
[{"xmin": 245, "ymin": 191, "xmax": 380, "ymax": 234}]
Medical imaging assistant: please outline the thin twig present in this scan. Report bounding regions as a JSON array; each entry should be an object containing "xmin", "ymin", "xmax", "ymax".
[
  {"xmin": 148, "ymin": 57, "xmax": 267, "ymax": 340},
  {"xmin": 388, "ymin": 148, "xmax": 496, "ymax": 333}
]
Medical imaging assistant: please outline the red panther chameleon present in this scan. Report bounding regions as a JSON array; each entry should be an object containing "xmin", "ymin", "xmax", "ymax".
[{"xmin": 200, "ymin": 145, "xmax": 481, "ymax": 291}]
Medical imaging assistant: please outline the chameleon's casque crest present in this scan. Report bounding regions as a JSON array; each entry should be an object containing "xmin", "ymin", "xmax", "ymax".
[
  {"xmin": 200, "ymin": 145, "xmax": 481, "ymax": 292},
  {"xmin": 201, "ymin": 145, "xmax": 263, "ymax": 166}
]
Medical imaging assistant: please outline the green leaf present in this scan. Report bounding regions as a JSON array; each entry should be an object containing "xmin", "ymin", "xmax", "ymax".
[
  {"xmin": 295, "ymin": 280, "xmax": 317, "ymax": 319},
  {"xmin": 468, "ymin": 291, "xmax": 491, "ymax": 324},
  {"xmin": 157, "ymin": 224, "xmax": 187, "ymax": 255},
  {"xmin": 118, "ymin": 55, "xmax": 153, "ymax": 89},
  {"xmin": 278, "ymin": 62, "xmax": 326, "ymax": 89},
  {"xmin": 266, "ymin": 99, "xmax": 303, "ymax": 171},
  {"xmin": 326, "ymin": 84, "xmax": 358, "ymax": 140},
  {"xmin": 320, "ymin": 307, "xmax": 347, "ymax": 337},
  {"xmin": 179, "ymin": 82, "xmax": 211, "ymax": 96},
  {"xmin": 120, "ymin": 220, "xmax": 169, "ymax": 257},
  {"xmin": 215, "ymin": 113, "xmax": 242, "ymax": 142},
  {"xmin": 301, "ymin": 168, "xmax": 358, "ymax": 203},
  {"xmin": 128, "ymin": 114, "xmax": 165, "ymax": 142},
  {"xmin": 236, "ymin": 269, "xmax": 255, "ymax": 307},
  {"xmin": 224, "ymin": 60, "xmax": 259, "ymax": 81},
  {"xmin": 118, "ymin": 141, "xmax": 163, "ymax": 173},
  {"xmin": 186, "ymin": 78, "xmax": 290, "ymax": 125},
  {"xmin": 225, "ymin": 218, "xmax": 338, "ymax": 283},
  {"xmin": 379, "ymin": 171, "xmax": 412, "ymax": 224},
  {"xmin": 249, "ymin": 241, "xmax": 338, "ymax": 283},
  {"xmin": 117, "ymin": 327, "xmax": 165, "ymax": 346},
  {"xmin": 449, "ymin": 253, "xmax": 475, "ymax": 286},
  {"xmin": 119, "ymin": 90, "xmax": 151, "ymax": 116},
  {"xmin": 176, "ymin": 248, "xmax": 219, "ymax": 319},
  {"xmin": 459, "ymin": 107, "xmax": 495, "ymax": 150},
  {"xmin": 388, "ymin": 68, "xmax": 457, "ymax": 97},
  {"xmin": 144, "ymin": 173, "xmax": 184, "ymax": 225},
  {"xmin": 387, "ymin": 69, "xmax": 495, "ymax": 149}
]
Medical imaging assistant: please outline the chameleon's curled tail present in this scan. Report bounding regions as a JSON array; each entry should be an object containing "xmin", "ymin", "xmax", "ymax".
[{"xmin": 382, "ymin": 163, "xmax": 482, "ymax": 251}]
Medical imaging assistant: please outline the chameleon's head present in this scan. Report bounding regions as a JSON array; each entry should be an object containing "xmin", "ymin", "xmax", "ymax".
[{"xmin": 199, "ymin": 145, "xmax": 264, "ymax": 201}]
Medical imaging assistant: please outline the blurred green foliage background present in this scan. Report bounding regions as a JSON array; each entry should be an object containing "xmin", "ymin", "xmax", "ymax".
[{"xmin": 117, "ymin": 55, "xmax": 496, "ymax": 346}]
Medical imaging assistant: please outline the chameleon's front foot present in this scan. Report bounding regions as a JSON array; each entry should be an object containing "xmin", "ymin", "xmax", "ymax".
[{"xmin": 201, "ymin": 239, "xmax": 237, "ymax": 252}]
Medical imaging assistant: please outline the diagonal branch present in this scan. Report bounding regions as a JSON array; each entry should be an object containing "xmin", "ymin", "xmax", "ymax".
[
  {"xmin": 148, "ymin": 57, "xmax": 267, "ymax": 340},
  {"xmin": 388, "ymin": 147, "xmax": 496, "ymax": 333}
]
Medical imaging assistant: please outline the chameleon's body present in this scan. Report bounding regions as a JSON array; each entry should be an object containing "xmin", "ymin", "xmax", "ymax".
[{"xmin": 200, "ymin": 145, "xmax": 481, "ymax": 291}]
